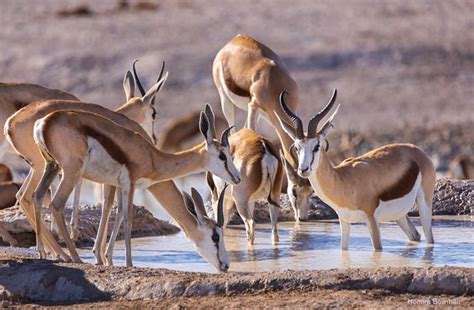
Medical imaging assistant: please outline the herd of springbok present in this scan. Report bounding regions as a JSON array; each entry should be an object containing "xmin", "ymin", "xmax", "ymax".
[{"xmin": 0, "ymin": 34, "xmax": 468, "ymax": 272}]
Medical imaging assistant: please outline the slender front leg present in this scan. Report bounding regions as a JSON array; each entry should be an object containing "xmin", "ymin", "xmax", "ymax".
[
  {"xmin": 396, "ymin": 215, "xmax": 420, "ymax": 242},
  {"xmin": 269, "ymin": 204, "xmax": 279, "ymax": 244},
  {"xmin": 340, "ymin": 220, "xmax": 351, "ymax": 250},
  {"xmin": 93, "ymin": 185, "xmax": 116, "ymax": 265},
  {"xmin": 70, "ymin": 178, "xmax": 83, "ymax": 241},
  {"xmin": 105, "ymin": 190, "xmax": 125, "ymax": 266},
  {"xmin": 235, "ymin": 200, "xmax": 255, "ymax": 245},
  {"xmin": 366, "ymin": 215, "xmax": 382, "ymax": 251},
  {"xmin": 122, "ymin": 183, "xmax": 134, "ymax": 267}
]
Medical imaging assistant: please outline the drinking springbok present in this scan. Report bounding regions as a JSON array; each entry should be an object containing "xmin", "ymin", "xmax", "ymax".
[{"xmin": 32, "ymin": 105, "xmax": 240, "ymax": 268}]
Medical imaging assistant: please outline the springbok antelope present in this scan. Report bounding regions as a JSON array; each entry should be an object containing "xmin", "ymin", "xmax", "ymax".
[
  {"xmin": 276, "ymin": 89, "xmax": 435, "ymax": 250},
  {"xmin": 158, "ymin": 110, "xmax": 228, "ymax": 152},
  {"xmin": 448, "ymin": 155, "xmax": 473, "ymax": 180},
  {"xmin": 213, "ymin": 34, "xmax": 313, "ymax": 222},
  {"xmin": 0, "ymin": 83, "xmax": 79, "ymax": 160},
  {"xmin": 206, "ymin": 128, "xmax": 283, "ymax": 245},
  {"xmin": 5, "ymin": 66, "xmax": 166, "ymax": 262},
  {"xmin": 32, "ymin": 105, "xmax": 240, "ymax": 268}
]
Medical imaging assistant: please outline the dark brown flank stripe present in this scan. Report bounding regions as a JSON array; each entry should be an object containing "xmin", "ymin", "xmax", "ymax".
[
  {"xmin": 83, "ymin": 126, "xmax": 129, "ymax": 165},
  {"xmin": 459, "ymin": 158, "xmax": 470, "ymax": 179},
  {"xmin": 379, "ymin": 161, "xmax": 420, "ymax": 201},
  {"xmin": 222, "ymin": 60, "xmax": 251, "ymax": 98}
]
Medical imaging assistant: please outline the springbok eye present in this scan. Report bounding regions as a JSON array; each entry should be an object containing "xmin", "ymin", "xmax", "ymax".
[
  {"xmin": 313, "ymin": 143, "xmax": 320, "ymax": 152},
  {"xmin": 291, "ymin": 187, "xmax": 297, "ymax": 198},
  {"xmin": 212, "ymin": 230, "xmax": 220, "ymax": 243},
  {"xmin": 218, "ymin": 151, "xmax": 226, "ymax": 161}
]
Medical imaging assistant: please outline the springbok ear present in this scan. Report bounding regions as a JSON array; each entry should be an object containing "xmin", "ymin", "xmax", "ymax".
[
  {"xmin": 123, "ymin": 71, "xmax": 135, "ymax": 101},
  {"xmin": 191, "ymin": 187, "xmax": 208, "ymax": 224},
  {"xmin": 182, "ymin": 191, "xmax": 199, "ymax": 222},
  {"xmin": 317, "ymin": 104, "xmax": 340, "ymax": 138},
  {"xmin": 206, "ymin": 172, "xmax": 218, "ymax": 200},
  {"xmin": 142, "ymin": 72, "xmax": 169, "ymax": 106},
  {"xmin": 274, "ymin": 112, "xmax": 297, "ymax": 141},
  {"xmin": 280, "ymin": 150, "xmax": 297, "ymax": 182},
  {"xmin": 199, "ymin": 111, "xmax": 213, "ymax": 145}
]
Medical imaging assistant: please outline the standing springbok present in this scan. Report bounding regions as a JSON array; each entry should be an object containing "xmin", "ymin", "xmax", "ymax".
[
  {"xmin": 207, "ymin": 128, "xmax": 283, "ymax": 245},
  {"xmin": 213, "ymin": 34, "xmax": 313, "ymax": 222},
  {"xmin": 276, "ymin": 89, "xmax": 435, "ymax": 250},
  {"xmin": 5, "ymin": 65, "xmax": 166, "ymax": 262},
  {"xmin": 0, "ymin": 83, "xmax": 79, "ymax": 160},
  {"xmin": 32, "ymin": 105, "xmax": 240, "ymax": 268}
]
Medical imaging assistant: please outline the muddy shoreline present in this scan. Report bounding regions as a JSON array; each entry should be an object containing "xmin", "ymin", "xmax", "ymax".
[{"xmin": 0, "ymin": 253, "xmax": 472, "ymax": 307}]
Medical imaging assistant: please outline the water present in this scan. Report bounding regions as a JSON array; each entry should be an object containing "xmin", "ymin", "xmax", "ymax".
[{"xmin": 78, "ymin": 216, "xmax": 473, "ymax": 273}]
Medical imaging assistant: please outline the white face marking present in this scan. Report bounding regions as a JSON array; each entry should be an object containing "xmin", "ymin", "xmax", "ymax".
[
  {"xmin": 294, "ymin": 137, "xmax": 321, "ymax": 178},
  {"xmin": 287, "ymin": 181, "xmax": 312, "ymax": 221},
  {"xmin": 206, "ymin": 143, "xmax": 241, "ymax": 185},
  {"xmin": 193, "ymin": 225, "xmax": 229, "ymax": 272},
  {"xmin": 374, "ymin": 173, "xmax": 421, "ymax": 222}
]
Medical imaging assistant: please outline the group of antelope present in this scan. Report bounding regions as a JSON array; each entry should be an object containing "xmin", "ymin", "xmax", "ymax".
[{"xmin": 0, "ymin": 34, "xmax": 437, "ymax": 272}]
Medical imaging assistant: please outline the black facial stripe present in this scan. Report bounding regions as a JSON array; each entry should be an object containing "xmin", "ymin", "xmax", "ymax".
[
  {"xmin": 212, "ymin": 227, "xmax": 222, "ymax": 266},
  {"xmin": 151, "ymin": 107, "xmax": 157, "ymax": 145}
]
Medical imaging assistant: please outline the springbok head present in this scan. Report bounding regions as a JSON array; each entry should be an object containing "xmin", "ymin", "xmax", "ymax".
[
  {"xmin": 276, "ymin": 89, "xmax": 340, "ymax": 178},
  {"xmin": 118, "ymin": 60, "xmax": 168, "ymax": 145},
  {"xmin": 200, "ymin": 104, "xmax": 241, "ymax": 185},
  {"xmin": 182, "ymin": 186, "xmax": 230, "ymax": 272},
  {"xmin": 279, "ymin": 150, "xmax": 313, "ymax": 221}
]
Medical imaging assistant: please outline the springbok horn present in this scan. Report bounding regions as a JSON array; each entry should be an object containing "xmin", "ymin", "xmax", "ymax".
[
  {"xmin": 217, "ymin": 184, "xmax": 228, "ymax": 227},
  {"xmin": 220, "ymin": 126, "xmax": 234, "ymax": 147},
  {"xmin": 151, "ymin": 61, "xmax": 166, "ymax": 106},
  {"xmin": 132, "ymin": 59, "xmax": 146, "ymax": 96},
  {"xmin": 307, "ymin": 89, "xmax": 337, "ymax": 138},
  {"xmin": 204, "ymin": 104, "xmax": 216, "ymax": 139},
  {"xmin": 279, "ymin": 91, "xmax": 304, "ymax": 139}
]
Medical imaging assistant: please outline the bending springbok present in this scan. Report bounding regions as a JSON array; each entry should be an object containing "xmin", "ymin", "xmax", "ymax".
[
  {"xmin": 276, "ymin": 89, "xmax": 435, "ymax": 250},
  {"xmin": 213, "ymin": 34, "xmax": 313, "ymax": 222},
  {"xmin": 32, "ymin": 105, "xmax": 240, "ymax": 268},
  {"xmin": 207, "ymin": 128, "xmax": 283, "ymax": 245},
  {"xmin": 5, "ymin": 64, "xmax": 166, "ymax": 262}
]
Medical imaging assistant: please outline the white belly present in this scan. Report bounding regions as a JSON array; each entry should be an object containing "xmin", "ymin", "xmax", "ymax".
[
  {"xmin": 374, "ymin": 173, "xmax": 421, "ymax": 222},
  {"xmin": 83, "ymin": 137, "xmax": 124, "ymax": 187}
]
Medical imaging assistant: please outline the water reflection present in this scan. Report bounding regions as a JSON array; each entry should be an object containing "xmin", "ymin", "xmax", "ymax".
[{"xmin": 78, "ymin": 216, "xmax": 474, "ymax": 273}]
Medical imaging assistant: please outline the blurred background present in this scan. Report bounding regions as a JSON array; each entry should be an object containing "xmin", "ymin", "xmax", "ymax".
[{"xmin": 1, "ymin": 0, "xmax": 473, "ymax": 171}]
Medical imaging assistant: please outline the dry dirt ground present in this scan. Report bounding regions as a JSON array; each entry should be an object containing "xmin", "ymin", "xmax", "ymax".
[{"xmin": 0, "ymin": 253, "xmax": 472, "ymax": 308}]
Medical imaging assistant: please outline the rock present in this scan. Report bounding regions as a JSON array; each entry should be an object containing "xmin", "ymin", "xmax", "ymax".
[
  {"xmin": 432, "ymin": 178, "xmax": 473, "ymax": 215},
  {"xmin": 0, "ymin": 204, "xmax": 179, "ymax": 248}
]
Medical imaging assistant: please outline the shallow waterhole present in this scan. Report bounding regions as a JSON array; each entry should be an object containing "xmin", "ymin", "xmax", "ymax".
[{"xmin": 78, "ymin": 216, "xmax": 473, "ymax": 273}]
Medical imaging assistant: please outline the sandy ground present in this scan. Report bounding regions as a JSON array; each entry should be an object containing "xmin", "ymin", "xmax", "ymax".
[
  {"xmin": 36, "ymin": 290, "xmax": 474, "ymax": 309},
  {"xmin": 1, "ymin": 253, "xmax": 473, "ymax": 308},
  {"xmin": 0, "ymin": 0, "xmax": 472, "ymax": 134}
]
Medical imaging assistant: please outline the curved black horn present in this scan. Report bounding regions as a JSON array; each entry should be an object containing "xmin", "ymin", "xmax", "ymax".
[
  {"xmin": 151, "ymin": 61, "xmax": 166, "ymax": 106},
  {"xmin": 132, "ymin": 59, "xmax": 146, "ymax": 96},
  {"xmin": 216, "ymin": 184, "xmax": 228, "ymax": 227},
  {"xmin": 279, "ymin": 91, "xmax": 304, "ymax": 139},
  {"xmin": 307, "ymin": 89, "xmax": 337, "ymax": 138},
  {"xmin": 220, "ymin": 126, "xmax": 234, "ymax": 147}
]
